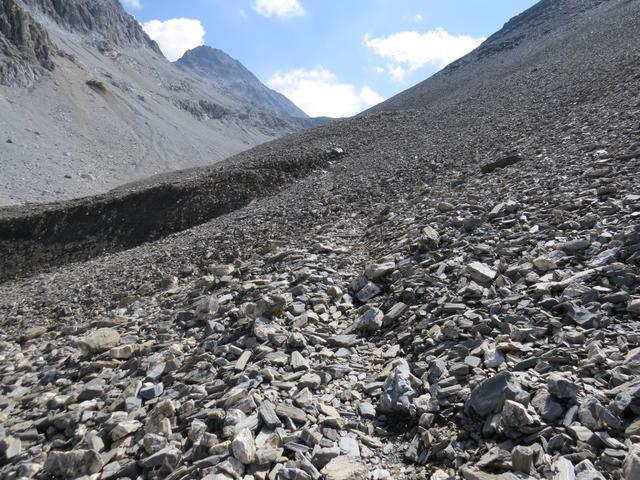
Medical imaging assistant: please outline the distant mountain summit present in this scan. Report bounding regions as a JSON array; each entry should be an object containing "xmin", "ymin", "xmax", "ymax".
[
  {"xmin": 176, "ymin": 46, "xmax": 308, "ymax": 119},
  {"xmin": 0, "ymin": 0, "xmax": 323, "ymax": 205}
]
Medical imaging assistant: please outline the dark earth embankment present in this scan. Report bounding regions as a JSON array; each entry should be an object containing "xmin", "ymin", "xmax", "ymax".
[{"xmin": 0, "ymin": 144, "xmax": 345, "ymax": 281}]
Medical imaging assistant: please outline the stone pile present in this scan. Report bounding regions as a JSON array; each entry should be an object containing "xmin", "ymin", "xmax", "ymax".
[
  {"xmin": 1, "ymin": 143, "xmax": 639, "ymax": 479},
  {"xmin": 1, "ymin": 2, "xmax": 640, "ymax": 476}
]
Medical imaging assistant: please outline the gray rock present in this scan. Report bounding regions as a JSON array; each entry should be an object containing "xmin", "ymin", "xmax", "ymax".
[
  {"xmin": 339, "ymin": 436, "xmax": 360, "ymax": 457},
  {"xmin": 561, "ymin": 239, "xmax": 591, "ymax": 253},
  {"xmin": 532, "ymin": 389, "xmax": 564, "ymax": 422},
  {"xmin": 378, "ymin": 360, "xmax": 417, "ymax": 415},
  {"xmin": 44, "ymin": 450, "xmax": 104, "ymax": 477},
  {"xmin": 468, "ymin": 372, "xmax": 525, "ymax": 417},
  {"xmin": 501, "ymin": 399, "xmax": 536, "ymax": 429},
  {"xmin": 419, "ymin": 225, "xmax": 440, "ymax": 250},
  {"xmin": 551, "ymin": 457, "xmax": 576, "ymax": 480},
  {"xmin": 511, "ymin": 445, "xmax": 534, "ymax": 474},
  {"xmin": 77, "ymin": 328, "xmax": 121, "ymax": 354},
  {"xmin": 140, "ymin": 446, "xmax": 181, "ymax": 469},
  {"xmin": 365, "ymin": 261, "xmax": 395, "ymax": 279},
  {"xmin": 623, "ymin": 444, "xmax": 640, "ymax": 480},
  {"xmin": 232, "ymin": 428, "xmax": 256, "ymax": 464},
  {"xmin": 358, "ymin": 402, "xmax": 376, "ymax": 418},
  {"xmin": 355, "ymin": 307, "xmax": 384, "ymax": 333},
  {"xmin": 484, "ymin": 348, "xmax": 505, "ymax": 369},
  {"xmin": 548, "ymin": 374, "xmax": 579, "ymax": 400},
  {"xmin": 321, "ymin": 456, "xmax": 368, "ymax": 480},
  {"xmin": 465, "ymin": 261, "xmax": 497, "ymax": 284},
  {"xmin": 356, "ymin": 282, "xmax": 382, "ymax": 302},
  {"xmin": 0, "ymin": 436, "xmax": 21, "ymax": 460},
  {"xmin": 110, "ymin": 420, "xmax": 142, "ymax": 441}
]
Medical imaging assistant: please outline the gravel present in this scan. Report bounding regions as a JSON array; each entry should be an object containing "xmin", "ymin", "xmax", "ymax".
[{"xmin": 1, "ymin": 0, "xmax": 640, "ymax": 479}]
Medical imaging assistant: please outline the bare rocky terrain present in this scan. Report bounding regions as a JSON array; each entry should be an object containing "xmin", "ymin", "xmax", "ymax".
[
  {"xmin": 0, "ymin": 0, "xmax": 321, "ymax": 206},
  {"xmin": 1, "ymin": 0, "xmax": 640, "ymax": 479}
]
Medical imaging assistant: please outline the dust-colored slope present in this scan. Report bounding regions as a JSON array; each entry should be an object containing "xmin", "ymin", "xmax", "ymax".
[{"xmin": 0, "ymin": 0, "xmax": 317, "ymax": 205}]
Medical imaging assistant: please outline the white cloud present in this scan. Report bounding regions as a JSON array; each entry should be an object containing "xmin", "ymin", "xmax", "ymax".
[
  {"xmin": 364, "ymin": 27, "xmax": 485, "ymax": 81},
  {"xmin": 254, "ymin": 0, "xmax": 305, "ymax": 18},
  {"xmin": 415, "ymin": 14, "xmax": 423, "ymax": 22},
  {"xmin": 121, "ymin": 0, "xmax": 141, "ymax": 9},
  {"xmin": 267, "ymin": 66, "xmax": 384, "ymax": 117},
  {"xmin": 142, "ymin": 18, "xmax": 205, "ymax": 61}
]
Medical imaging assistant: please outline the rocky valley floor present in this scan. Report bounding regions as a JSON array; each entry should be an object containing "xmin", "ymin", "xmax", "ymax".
[
  {"xmin": 1, "ymin": 1, "xmax": 640, "ymax": 479},
  {"xmin": 1, "ymin": 80, "xmax": 640, "ymax": 479}
]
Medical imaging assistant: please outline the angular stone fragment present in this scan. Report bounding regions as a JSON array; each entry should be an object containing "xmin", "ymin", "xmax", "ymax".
[
  {"xmin": 299, "ymin": 372, "xmax": 322, "ymax": 390},
  {"xmin": 77, "ymin": 328, "xmax": 121, "ymax": 354},
  {"xmin": 468, "ymin": 372, "xmax": 525, "ymax": 417},
  {"xmin": 532, "ymin": 390, "xmax": 563, "ymax": 423},
  {"xmin": 259, "ymin": 400, "xmax": 282, "ymax": 428},
  {"xmin": 383, "ymin": 302, "xmax": 407, "ymax": 326},
  {"xmin": 365, "ymin": 261, "xmax": 395, "ymax": 279},
  {"xmin": 548, "ymin": 374, "xmax": 578, "ymax": 400},
  {"xmin": 378, "ymin": 360, "xmax": 416, "ymax": 414},
  {"xmin": 195, "ymin": 294, "xmax": 218, "ymax": 314},
  {"xmin": 110, "ymin": 420, "xmax": 142, "ymax": 441},
  {"xmin": 140, "ymin": 446, "xmax": 181, "ymax": 469},
  {"xmin": 501, "ymin": 400, "xmax": 535, "ymax": 428},
  {"xmin": 480, "ymin": 154, "xmax": 522, "ymax": 174},
  {"xmin": 232, "ymin": 428, "xmax": 256, "ymax": 465},
  {"xmin": 551, "ymin": 457, "xmax": 576, "ymax": 480},
  {"xmin": 625, "ymin": 347, "xmax": 640, "ymax": 374},
  {"xmin": 512, "ymin": 445, "xmax": 534, "ymax": 473},
  {"xmin": 419, "ymin": 225, "xmax": 440, "ymax": 251},
  {"xmin": 356, "ymin": 282, "xmax": 382, "ymax": 303},
  {"xmin": 44, "ymin": 450, "xmax": 104, "ymax": 477},
  {"xmin": 0, "ymin": 436, "xmax": 21, "ymax": 460},
  {"xmin": 560, "ymin": 239, "xmax": 590, "ymax": 253},
  {"xmin": 465, "ymin": 261, "xmax": 497, "ymax": 284},
  {"xmin": 354, "ymin": 307, "xmax": 383, "ymax": 333},
  {"xmin": 291, "ymin": 350, "xmax": 310, "ymax": 371},
  {"xmin": 321, "ymin": 456, "xmax": 368, "ymax": 480},
  {"xmin": 339, "ymin": 437, "xmax": 360, "ymax": 457},
  {"xmin": 110, "ymin": 344, "xmax": 137, "ymax": 359},
  {"xmin": 623, "ymin": 444, "xmax": 640, "ymax": 480},
  {"xmin": 21, "ymin": 326, "xmax": 46, "ymax": 341},
  {"xmin": 276, "ymin": 404, "xmax": 307, "ymax": 424},
  {"xmin": 562, "ymin": 302, "xmax": 599, "ymax": 328}
]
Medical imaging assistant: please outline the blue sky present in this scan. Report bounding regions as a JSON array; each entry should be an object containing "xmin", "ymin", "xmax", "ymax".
[{"xmin": 123, "ymin": 0, "xmax": 538, "ymax": 117}]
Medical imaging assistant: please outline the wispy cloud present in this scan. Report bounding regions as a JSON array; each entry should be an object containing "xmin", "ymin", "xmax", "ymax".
[
  {"xmin": 364, "ymin": 28, "xmax": 485, "ymax": 81},
  {"xmin": 253, "ymin": 0, "xmax": 305, "ymax": 19},
  {"xmin": 142, "ymin": 18, "xmax": 206, "ymax": 61},
  {"xmin": 121, "ymin": 0, "xmax": 141, "ymax": 9},
  {"xmin": 268, "ymin": 65, "xmax": 384, "ymax": 117}
]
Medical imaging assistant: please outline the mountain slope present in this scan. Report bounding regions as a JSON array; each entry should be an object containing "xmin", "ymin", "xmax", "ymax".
[
  {"xmin": 0, "ymin": 0, "xmax": 316, "ymax": 206},
  {"xmin": 1, "ymin": 1, "xmax": 640, "ymax": 479},
  {"xmin": 368, "ymin": 0, "xmax": 623, "ymax": 113},
  {"xmin": 176, "ymin": 46, "xmax": 308, "ymax": 119}
]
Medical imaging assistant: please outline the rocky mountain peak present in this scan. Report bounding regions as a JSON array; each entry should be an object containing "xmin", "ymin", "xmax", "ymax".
[
  {"xmin": 176, "ymin": 45, "xmax": 308, "ymax": 119},
  {"xmin": 21, "ymin": 0, "xmax": 161, "ymax": 54}
]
